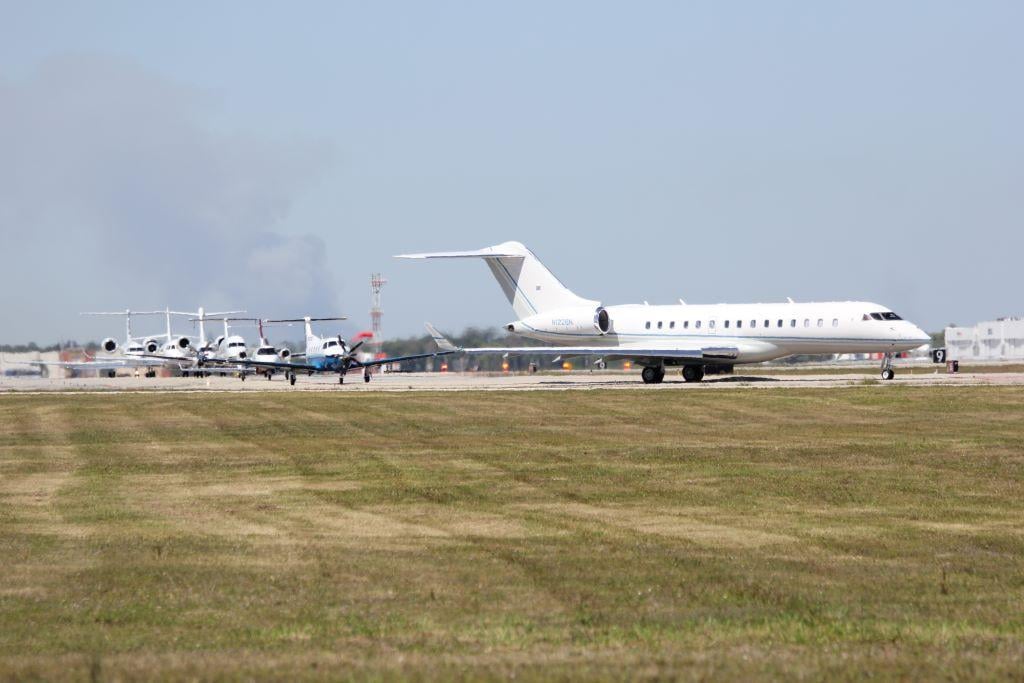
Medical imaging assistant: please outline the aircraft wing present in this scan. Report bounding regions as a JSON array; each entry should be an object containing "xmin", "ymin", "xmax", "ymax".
[
  {"xmin": 354, "ymin": 350, "xmax": 455, "ymax": 368},
  {"xmin": 201, "ymin": 357, "xmax": 320, "ymax": 372},
  {"xmin": 201, "ymin": 350, "xmax": 455, "ymax": 373},
  {"xmin": 422, "ymin": 324, "xmax": 738, "ymax": 362},
  {"xmin": 455, "ymin": 347, "xmax": 740, "ymax": 361},
  {"xmin": 92, "ymin": 355, "xmax": 167, "ymax": 368},
  {"xmin": 13, "ymin": 358, "xmax": 135, "ymax": 371}
]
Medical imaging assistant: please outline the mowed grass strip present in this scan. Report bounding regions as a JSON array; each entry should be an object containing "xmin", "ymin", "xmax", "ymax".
[{"xmin": 0, "ymin": 387, "xmax": 1022, "ymax": 680}]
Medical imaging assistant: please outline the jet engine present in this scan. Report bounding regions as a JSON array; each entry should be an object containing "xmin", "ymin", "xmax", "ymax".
[
  {"xmin": 175, "ymin": 336, "xmax": 191, "ymax": 350},
  {"xmin": 101, "ymin": 338, "xmax": 118, "ymax": 353},
  {"xmin": 506, "ymin": 306, "xmax": 611, "ymax": 336},
  {"xmin": 278, "ymin": 348, "xmax": 292, "ymax": 360},
  {"xmin": 145, "ymin": 339, "xmax": 159, "ymax": 354}
]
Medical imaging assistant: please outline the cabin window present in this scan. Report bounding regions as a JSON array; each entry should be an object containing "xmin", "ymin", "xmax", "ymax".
[
  {"xmin": 751, "ymin": 320, "xmax": 757, "ymax": 328},
  {"xmin": 804, "ymin": 319, "xmax": 810, "ymax": 327},
  {"xmin": 657, "ymin": 321, "xmax": 663, "ymax": 329},
  {"xmin": 645, "ymin": 321, "xmax": 651, "ymax": 329},
  {"xmin": 670, "ymin": 321, "xmax": 675, "ymax": 329},
  {"xmin": 816, "ymin": 319, "xmax": 823, "ymax": 327},
  {"xmin": 832, "ymin": 318, "xmax": 839, "ymax": 327},
  {"xmin": 736, "ymin": 320, "xmax": 742, "ymax": 329},
  {"xmin": 695, "ymin": 321, "xmax": 702, "ymax": 329},
  {"xmin": 709, "ymin": 320, "xmax": 716, "ymax": 330},
  {"xmin": 790, "ymin": 319, "xmax": 796, "ymax": 327},
  {"xmin": 724, "ymin": 320, "xmax": 730, "ymax": 329},
  {"xmin": 778, "ymin": 319, "xmax": 783, "ymax": 328},
  {"xmin": 683, "ymin": 321, "xmax": 689, "ymax": 329},
  {"xmin": 765, "ymin": 320, "xmax": 770, "ymax": 328}
]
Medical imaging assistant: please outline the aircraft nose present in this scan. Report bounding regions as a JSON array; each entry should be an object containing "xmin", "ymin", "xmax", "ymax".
[{"xmin": 909, "ymin": 325, "xmax": 930, "ymax": 344}]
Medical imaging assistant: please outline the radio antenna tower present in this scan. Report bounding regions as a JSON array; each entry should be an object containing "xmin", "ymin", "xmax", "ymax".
[{"xmin": 370, "ymin": 273, "xmax": 387, "ymax": 358}]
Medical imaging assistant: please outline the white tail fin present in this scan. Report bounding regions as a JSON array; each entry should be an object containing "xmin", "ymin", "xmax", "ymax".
[
  {"xmin": 397, "ymin": 241, "xmax": 598, "ymax": 319},
  {"xmin": 424, "ymin": 323, "xmax": 459, "ymax": 352}
]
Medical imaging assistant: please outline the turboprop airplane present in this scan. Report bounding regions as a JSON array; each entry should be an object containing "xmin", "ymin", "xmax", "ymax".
[
  {"xmin": 200, "ymin": 316, "xmax": 454, "ymax": 385},
  {"xmin": 396, "ymin": 241, "xmax": 931, "ymax": 383}
]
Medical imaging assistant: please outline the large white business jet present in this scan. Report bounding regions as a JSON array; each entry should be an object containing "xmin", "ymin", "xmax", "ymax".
[{"xmin": 397, "ymin": 241, "xmax": 931, "ymax": 383}]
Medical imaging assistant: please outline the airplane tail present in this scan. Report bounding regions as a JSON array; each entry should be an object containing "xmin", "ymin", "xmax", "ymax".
[
  {"xmin": 424, "ymin": 323, "xmax": 459, "ymax": 352},
  {"xmin": 396, "ymin": 241, "xmax": 598, "ymax": 319}
]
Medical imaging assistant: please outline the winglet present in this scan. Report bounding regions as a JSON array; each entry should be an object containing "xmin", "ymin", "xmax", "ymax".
[{"xmin": 424, "ymin": 323, "xmax": 459, "ymax": 352}]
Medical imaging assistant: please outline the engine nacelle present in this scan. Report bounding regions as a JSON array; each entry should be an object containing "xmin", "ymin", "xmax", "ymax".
[
  {"xmin": 506, "ymin": 306, "xmax": 611, "ymax": 337},
  {"xmin": 176, "ymin": 336, "xmax": 191, "ymax": 350},
  {"xmin": 145, "ymin": 339, "xmax": 159, "ymax": 354},
  {"xmin": 101, "ymin": 337, "xmax": 118, "ymax": 353},
  {"xmin": 279, "ymin": 348, "xmax": 291, "ymax": 360}
]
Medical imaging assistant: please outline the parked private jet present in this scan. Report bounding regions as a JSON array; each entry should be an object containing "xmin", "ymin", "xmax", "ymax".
[
  {"xmin": 15, "ymin": 310, "xmax": 168, "ymax": 377},
  {"xmin": 397, "ymin": 241, "xmax": 931, "ymax": 383}
]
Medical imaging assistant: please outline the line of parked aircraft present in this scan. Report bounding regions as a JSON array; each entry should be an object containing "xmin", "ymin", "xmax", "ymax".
[{"xmin": 22, "ymin": 309, "xmax": 451, "ymax": 385}]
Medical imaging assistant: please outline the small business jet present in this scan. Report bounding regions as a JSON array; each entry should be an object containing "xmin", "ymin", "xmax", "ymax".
[
  {"xmin": 397, "ymin": 241, "xmax": 931, "ymax": 383},
  {"xmin": 141, "ymin": 307, "xmax": 247, "ymax": 375},
  {"xmin": 15, "ymin": 310, "xmax": 168, "ymax": 377},
  {"xmin": 200, "ymin": 316, "xmax": 453, "ymax": 385}
]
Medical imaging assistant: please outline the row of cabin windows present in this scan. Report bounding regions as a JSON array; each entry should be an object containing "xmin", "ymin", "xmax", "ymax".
[{"xmin": 644, "ymin": 318, "xmax": 842, "ymax": 331}]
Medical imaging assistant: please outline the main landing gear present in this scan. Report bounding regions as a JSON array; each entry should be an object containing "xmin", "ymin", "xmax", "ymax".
[
  {"xmin": 682, "ymin": 365, "xmax": 705, "ymax": 383},
  {"xmin": 641, "ymin": 366, "xmax": 665, "ymax": 384},
  {"xmin": 289, "ymin": 372, "xmax": 296, "ymax": 386},
  {"xmin": 880, "ymin": 353, "xmax": 896, "ymax": 381}
]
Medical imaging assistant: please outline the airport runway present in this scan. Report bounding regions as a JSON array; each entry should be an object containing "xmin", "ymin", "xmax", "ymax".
[{"xmin": 3, "ymin": 369, "xmax": 1023, "ymax": 393}]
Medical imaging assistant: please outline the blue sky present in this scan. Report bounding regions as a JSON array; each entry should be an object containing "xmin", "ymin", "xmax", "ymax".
[{"xmin": 1, "ymin": 2, "xmax": 1021, "ymax": 343}]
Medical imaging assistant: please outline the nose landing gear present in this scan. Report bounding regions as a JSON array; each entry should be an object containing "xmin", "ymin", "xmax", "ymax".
[{"xmin": 880, "ymin": 353, "xmax": 896, "ymax": 380}]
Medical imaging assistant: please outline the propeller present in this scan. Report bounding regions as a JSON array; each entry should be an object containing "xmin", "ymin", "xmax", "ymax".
[{"xmin": 335, "ymin": 335, "xmax": 366, "ymax": 374}]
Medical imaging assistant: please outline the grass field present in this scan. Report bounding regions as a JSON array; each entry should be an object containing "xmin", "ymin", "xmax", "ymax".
[{"xmin": 1, "ymin": 388, "xmax": 1023, "ymax": 680}]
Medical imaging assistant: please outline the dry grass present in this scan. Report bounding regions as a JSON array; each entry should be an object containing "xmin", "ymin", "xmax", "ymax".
[{"xmin": 1, "ymin": 388, "xmax": 1023, "ymax": 680}]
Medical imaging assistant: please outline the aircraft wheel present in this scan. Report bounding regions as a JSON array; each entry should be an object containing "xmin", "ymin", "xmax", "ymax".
[
  {"xmin": 339, "ymin": 375, "xmax": 344, "ymax": 385},
  {"xmin": 641, "ymin": 366, "xmax": 664, "ymax": 384},
  {"xmin": 266, "ymin": 373, "xmax": 272, "ymax": 381},
  {"xmin": 289, "ymin": 373, "xmax": 296, "ymax": 386},
  {"xmin": 240, "ymin": 374, "xmax": 245, "ymax": 382},
  {"xmin": 881, "ymin": 368, "xmax": 895, "ymax": 381},
  {"xmin": 107, "ymin": 370, "xmax": 116, "ymax": 378},
  {"xmin": 364, "ymin": 373, "xmax": 371, "ymax": 383},
  {"xmin": 682, "ymin": 365, "xmax": 705, "ymax": 383}
]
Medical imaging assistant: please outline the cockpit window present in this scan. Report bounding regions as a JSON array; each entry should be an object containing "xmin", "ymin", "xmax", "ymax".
[
  {"xmin": 870, "ymin": 313, "xmax": 883, "ymax": 321},
  {"xmin": 881, "ymin": 312, "xmax": 902, "ymax": 320},
  {"xmin": 324, "ymin": 340, "xmax": 339, "ymax": 347}
]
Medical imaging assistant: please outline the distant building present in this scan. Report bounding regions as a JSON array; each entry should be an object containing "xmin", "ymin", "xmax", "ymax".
[{"xmin": 945, "ymin": 318, "xmax": 1024, "ymax": 361}]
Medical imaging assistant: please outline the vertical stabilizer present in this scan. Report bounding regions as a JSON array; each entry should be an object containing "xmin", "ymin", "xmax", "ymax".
[{"xmin": 396, "ymin": 241, "xmax": 598, "ymax": 319}]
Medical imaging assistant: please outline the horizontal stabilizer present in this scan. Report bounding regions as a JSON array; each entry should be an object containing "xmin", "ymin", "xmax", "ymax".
[{"xmin": 395, "ymin": 242, "xmax": 529, "ymax": 260}]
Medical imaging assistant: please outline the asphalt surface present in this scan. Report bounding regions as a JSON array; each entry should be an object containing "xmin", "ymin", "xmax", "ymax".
[{"xmin": 1, "ymin": 368, "xmax": 1019, "ymax": 393}]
